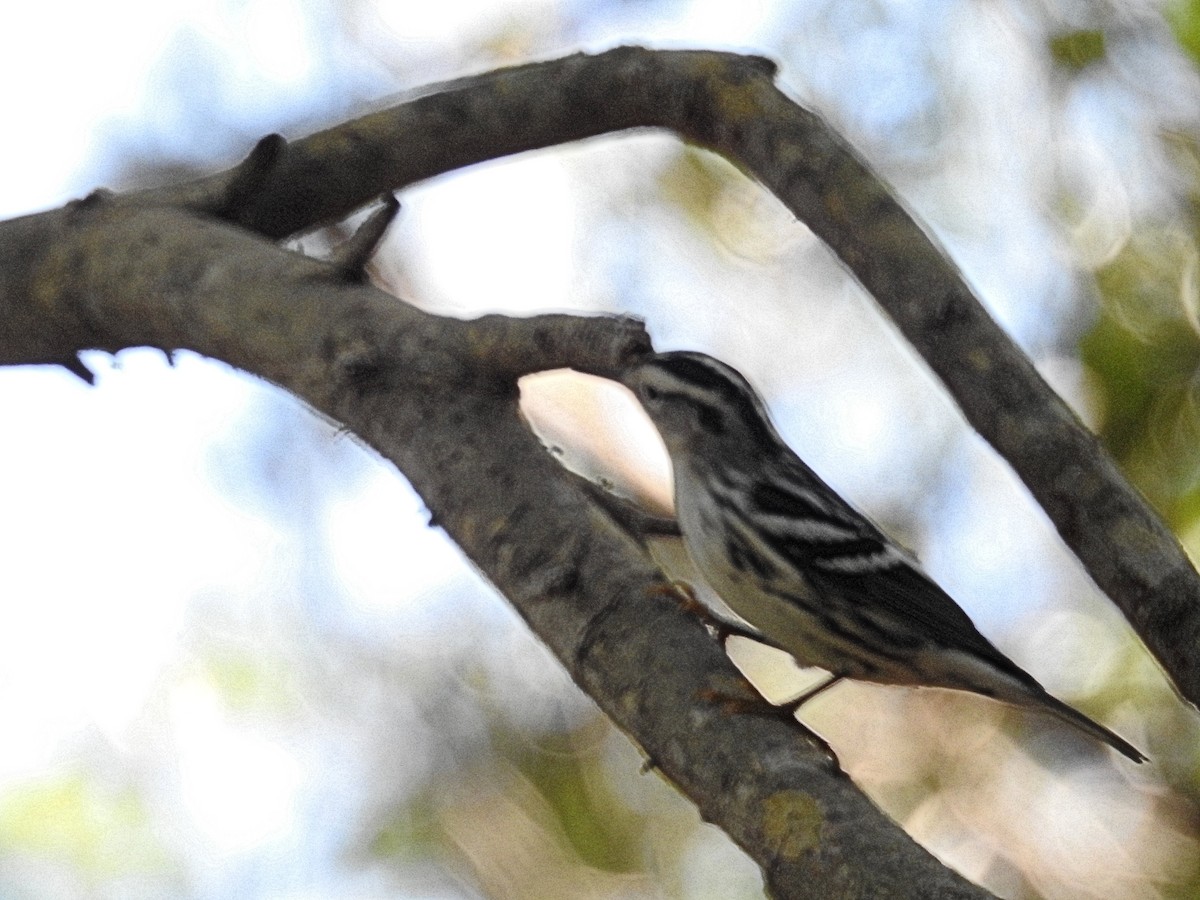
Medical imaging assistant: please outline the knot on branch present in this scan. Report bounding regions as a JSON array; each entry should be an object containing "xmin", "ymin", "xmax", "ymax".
[
  {"xmin": 210, "ymin": 133, "xmax": 288, "ymax": 221},
  {"xmin": 331, "ymin": 337, "xmax": 392, "ymax": 398},
  {"xmin": 66, "ymin": 189, "xmax": 115, "ymax": 215}
]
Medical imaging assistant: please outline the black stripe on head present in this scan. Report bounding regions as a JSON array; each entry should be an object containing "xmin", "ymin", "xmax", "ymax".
[{"xmin": 643, "ymin": 352, "xmax": 779, "ymax": 446}]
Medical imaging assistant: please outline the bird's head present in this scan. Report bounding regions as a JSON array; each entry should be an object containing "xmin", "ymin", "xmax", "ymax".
[{"xmin": 623, "ymin": 351, "xmax": 782, "ymax": 458}]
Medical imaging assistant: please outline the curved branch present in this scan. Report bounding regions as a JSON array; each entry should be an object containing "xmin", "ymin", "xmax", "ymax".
[
  {"xmin": 0, "ymin": 199, "xmax": 991, "ymax": 898},
  {"xmin": 143, "ymin": 45, "xmax": 1196, "ymax": 707},
  {"xmin": 5, "ymin": 44, "xmax": 1175, "ymax": 896}
]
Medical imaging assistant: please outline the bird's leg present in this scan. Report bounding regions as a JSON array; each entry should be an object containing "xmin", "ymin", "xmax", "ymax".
[
  {"xmin": 650, "ymin": 580, "xmax": 726, "ymax": 635},
  {"xmin": 780, "ymin": 674, "xmax": 843, "ymax": 713},
  {"xmin": 698, "ymin": 675, "xmax": 843, "ymax": 767},
  {"xmin": 701, "ymin": 675, "xmax": 843, "ymax": 721},
  {"xmin": 700, "ymin": 684, "xmax": 840, "ymax": 765},
  {"xmin": 651, "ymin": 582, "xmax": 841, "ymax": 764}
]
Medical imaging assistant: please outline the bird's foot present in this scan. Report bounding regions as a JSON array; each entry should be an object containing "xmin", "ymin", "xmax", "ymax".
[
  {"xmin": 699, "ymin": 687, "xmax": 840, "ymax": 767},
  {"xmin": 648, "ymin": 581, "xmax": 768, "ymax": 646}
]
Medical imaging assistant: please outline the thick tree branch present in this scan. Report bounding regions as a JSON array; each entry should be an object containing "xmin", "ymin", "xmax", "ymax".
[
  {"xmin": 0, "ymin": 199, "xmax": 991, "ymax": 898},
  {"xmin": 139, "ymin": 45, "xmax": 1197, "ymax": 710},
  {"xmin": 0, "ymin": 41, "xmax": 1173, "ymax": 897},
  {"xmin": 3, "ymin": 44, "xmax": 1178, "ymax": 895}
]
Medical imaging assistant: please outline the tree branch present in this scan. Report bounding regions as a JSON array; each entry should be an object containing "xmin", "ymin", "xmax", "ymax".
[
  {"xmin": 0, "ymin": 198, "xmax": 992, "ymax": 897},
  {"xmin": 139, "ymin": 44, "xmax": 1197, "ymax": 710},
  {"xmin": 0, "ymin": 40, "xmax": 1177, "ymax": 896}
]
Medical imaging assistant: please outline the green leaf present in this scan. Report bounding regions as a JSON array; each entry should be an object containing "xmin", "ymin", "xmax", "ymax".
[{"xmin": 1049, "ymin": 30, "xmax": 1107, "ymax": 70}]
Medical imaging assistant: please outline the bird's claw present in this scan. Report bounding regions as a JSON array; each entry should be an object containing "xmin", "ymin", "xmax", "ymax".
[
  {"xmin": 698, "ymin": 687, "xmax": 841, "ymax": 768},
  {"xmin": 648, "ymin": 581, "xmax": 769, "ymax": 646}
]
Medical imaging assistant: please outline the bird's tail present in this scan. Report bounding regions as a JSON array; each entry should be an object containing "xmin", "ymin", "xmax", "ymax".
[
  {"xmin": 945, "ymin": 649, "xmax": 1147, "ymax": 763},
  {"xmin": 1016, "ymin": 687, "xmax": 1146, "ymax": 763}
]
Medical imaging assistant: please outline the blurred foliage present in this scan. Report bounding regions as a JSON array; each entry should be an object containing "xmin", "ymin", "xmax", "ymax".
[
  {"xmin": 202, "ymin": 648, "xmax": 299, "ymax": 716},
  {"xmin": 362, "ymin": 710, "xmax": 756, "ymax": 898},
  {"xmin": 1072, "ymin": 15, "xmax": 1200, "ymax": 887},
  {"xmin": 1081, "ymin": 176, "xmax": 1200, "ymax": 533},
  {"xmin": 367, "ymin": 793, "xmax": 443, "ymax": 864},
  {"xmin": 1048, "ymin": 29, "xmax": 1107, "ymax": 71},
  {"xmin": 499, "ymin": 723, "xmax": 646, "ymax": 873},
  {"xmin": 0, "ymin": 771, "xmax": 170, "ymax": 884},
  {"xmin": 1081, "ymin": 6, "xmax": 1200, "ymax": 533},
  {"xmin": 657, "ymin": 147, "xmax": 736, "ymax": 235},
  {"xmin": 1170, "ymin": 0, "xmax": 1200, "ymax": 66}
]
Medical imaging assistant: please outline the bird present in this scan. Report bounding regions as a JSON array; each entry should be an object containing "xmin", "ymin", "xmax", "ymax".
[{"xmin": 623, "ymin": 349, "xmax": 1145, "ymax": 763}]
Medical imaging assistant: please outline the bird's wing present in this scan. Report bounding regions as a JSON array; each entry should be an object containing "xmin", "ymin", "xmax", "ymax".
[{"xmin": 745, "ymin": 461, "xmax": 1028, "ymax": 676}]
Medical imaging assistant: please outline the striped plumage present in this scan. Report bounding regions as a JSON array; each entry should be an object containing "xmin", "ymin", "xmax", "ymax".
[{"xmin": 625, "ymin": 350, "xmax": 1144, "ymax": 763}]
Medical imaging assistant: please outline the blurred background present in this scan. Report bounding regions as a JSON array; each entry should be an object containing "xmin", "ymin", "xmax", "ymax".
[{"xmin": 2, "ymin": 0, "xmax": 1200, "ymax": 897}]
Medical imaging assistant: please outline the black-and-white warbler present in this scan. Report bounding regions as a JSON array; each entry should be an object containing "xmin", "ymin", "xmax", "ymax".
[{"xmin": 625, "ymin": 350, "xmax": 1145, "ymax": 763}]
